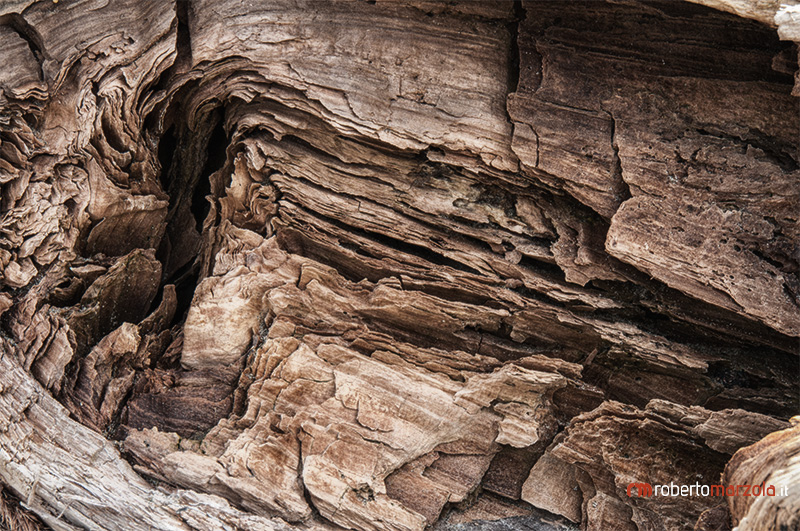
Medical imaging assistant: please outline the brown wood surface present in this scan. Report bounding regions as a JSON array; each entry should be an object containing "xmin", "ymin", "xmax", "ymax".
[{"xmin": 0, "ymin": 1, "xmax": 797, "ymax": 530}]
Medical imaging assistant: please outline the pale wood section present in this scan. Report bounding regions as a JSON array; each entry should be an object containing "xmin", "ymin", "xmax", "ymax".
[{"xmin": 0, "ymin": 343, "xmax": 296, "ymax": 531}]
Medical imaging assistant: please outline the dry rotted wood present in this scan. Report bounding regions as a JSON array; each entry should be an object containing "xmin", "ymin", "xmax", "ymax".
[{"xmin": 0, "ymin": 1, "xmax": 797, "ymax": 530}]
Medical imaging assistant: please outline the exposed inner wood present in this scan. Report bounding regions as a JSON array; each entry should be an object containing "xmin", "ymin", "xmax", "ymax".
[{"xmin": 0, "ymin": 1, "xmax": 797, "ymax": 531}]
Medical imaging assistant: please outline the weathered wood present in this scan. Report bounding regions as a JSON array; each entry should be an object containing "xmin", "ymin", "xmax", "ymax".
[
  {"xmin": 0, "ymin": 338, "xmax": 294, "ymax": 531},
  {"xmin": 0, "ymin": 0, "xmax": 797, "ymax": 530},
  {"xmin": 723, "ymin": 420, "xmax": 800, "ymax": 530}
]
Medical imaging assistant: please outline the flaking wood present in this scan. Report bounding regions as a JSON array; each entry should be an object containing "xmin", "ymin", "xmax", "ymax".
[{"xmin": 0, "ymin": 1, "xmax": 798, "ymax": 530}]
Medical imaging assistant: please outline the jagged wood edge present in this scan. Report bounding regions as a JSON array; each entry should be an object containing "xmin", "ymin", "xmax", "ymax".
[{"xmin": 0, "ymin": 346, "xmax": 298, "ymax": 531}]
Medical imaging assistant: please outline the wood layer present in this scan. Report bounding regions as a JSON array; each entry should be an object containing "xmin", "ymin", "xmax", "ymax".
[{"xmin": 0, "ymin": 1, "xmax": 797, "ymax": 530}]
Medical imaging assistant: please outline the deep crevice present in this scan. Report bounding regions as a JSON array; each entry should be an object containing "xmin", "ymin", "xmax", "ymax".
[
  {"xmin": 607, "ymin": 110, "xmax": 633, "ymax": 206},
  {"xmin": 191, "ymin": 121, "xmax": 226, "ymax": 231},
  {"xmin": 751, "ymin": 246, "xmax": 791, "ymax": 272},
  {"xmin": 517, "ymin": 254, "xmax": 566, "ymax": 283},
  {"xmin": 156, "ymin": 125, "xmax": 177, "ymax": 191},
  {"xmin": 507, "ymin": 0, "xmax": 524, "ymax": 94},
  {"xmin": 168, "ymin": 260, "xmax": 202, "ymax": 324}
]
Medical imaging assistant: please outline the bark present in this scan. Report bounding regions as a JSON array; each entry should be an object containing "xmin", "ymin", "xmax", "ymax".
[{"xmin": 0, "ymin": 1, "xmax": 797, "ymax": 530}]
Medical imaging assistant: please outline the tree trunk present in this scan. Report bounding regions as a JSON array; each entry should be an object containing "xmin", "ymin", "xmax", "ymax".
[{"xmin": 0, "ymin": 1, "xmax": 797, "ymax": 530}]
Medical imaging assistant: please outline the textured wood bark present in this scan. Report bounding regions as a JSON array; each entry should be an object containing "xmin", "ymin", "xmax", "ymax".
[{"xmin": 0, "ymin": 1, "xmax": 797, "ymax": 530}]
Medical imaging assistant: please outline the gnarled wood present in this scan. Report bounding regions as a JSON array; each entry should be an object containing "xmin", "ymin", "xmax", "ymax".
[{"xmin": 0, "ymin": 1, "xmax": 797, "ymax": 530}]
